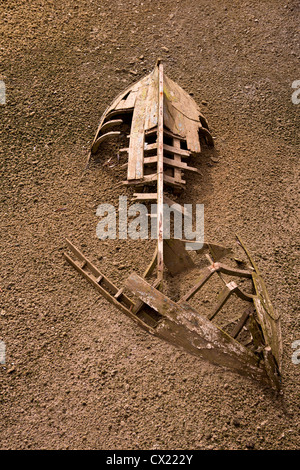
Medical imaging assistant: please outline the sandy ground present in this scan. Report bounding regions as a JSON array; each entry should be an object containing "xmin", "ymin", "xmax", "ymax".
[{"xmin": 0, "ymin": 0, "xmax": 299, "ymax": 450}]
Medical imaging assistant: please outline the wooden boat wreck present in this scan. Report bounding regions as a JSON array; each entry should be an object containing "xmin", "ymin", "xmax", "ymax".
[{"xmin": 64, "ymin": 61, "xmax": 282, "ymax": 390}]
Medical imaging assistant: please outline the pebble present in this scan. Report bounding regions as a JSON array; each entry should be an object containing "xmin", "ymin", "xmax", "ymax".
[{"xmin": 232, "ymin": 417, "xmax": 241, "ymax": 427}]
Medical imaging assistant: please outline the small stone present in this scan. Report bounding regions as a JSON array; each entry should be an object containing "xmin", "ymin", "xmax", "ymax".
[
  {"xmin": 7, "ymin": 366, "xmax": 15, "ymax": 374},
  {"xmin": 161, "ymin": 46, "xmax": 169, "ymax": 52},
  {"xmin": 201, "ymin": 100, "xmax": 208, "ymax": 105},
  {"xmin": 232, "ymin": 417, "xmax": 241, "ymax": 427}
]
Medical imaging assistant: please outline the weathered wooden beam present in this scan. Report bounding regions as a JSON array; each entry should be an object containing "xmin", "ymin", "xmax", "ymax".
[{"xmin": 125, "ymin": 272, "xmax": 269, "ymax": 385}]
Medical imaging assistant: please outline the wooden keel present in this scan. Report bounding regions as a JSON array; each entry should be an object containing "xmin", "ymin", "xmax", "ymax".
[{"xmin": 156, "ymin": 60, "xmax": 164, "ymax": 282}]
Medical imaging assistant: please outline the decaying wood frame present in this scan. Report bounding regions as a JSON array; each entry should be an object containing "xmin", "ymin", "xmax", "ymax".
[{"xmin": 65, "ymin": 61, "xmax": 282, "ymax": 390}]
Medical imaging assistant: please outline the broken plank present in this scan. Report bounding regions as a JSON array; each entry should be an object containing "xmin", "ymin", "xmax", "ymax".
[{"xmin": 127, "ymin": 77, "xmax": 150, "ymax": 180}]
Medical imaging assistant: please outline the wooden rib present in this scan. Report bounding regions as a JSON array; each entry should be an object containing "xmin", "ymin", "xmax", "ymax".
[
  {"xmin": 178, "ymin": 265, "xmax": 216, "ymax": 303},
  {"xmin": 145, "ymin": 127, "xmax": 185, "ymax": 141},
  {"xmin": 91, "ymin": 131, "xmax": 121, "ymax": 154},
  {"xmin": 217, "ymin": 263, "xmax": 252, "ymax": 278},
  {"xmin": 124, "ymin": 142, "xmax": 191, "ymax": 158},
  {"xmin": 231, "ymin": 308, "xmax": 251, "ymax": 339},
  {"xmin": 125, "ymin": 272, "xmax": 268, "ymax": 383},
  {"xmin": 208, "ymin": 282, "xmax": 237, "ymax": 321},
  {"xmin": 143, "ymin": 155, "xmax": 201, "ymax": 173},
  {"xmin": 163, "ymin": 143, "xmax": 190, "ymax": 157},
  {"xmin": 172, "ymin": 137, "xmax": 183, "ymax": 183},
  {"xmin": 89, "ymin": 74, "xmax": 146, "ymax": 158},
  {"xmin": 100, "ymin": 119, "xmax": 123, "ymax": 133},
  {"xmin": 121, "ymin": 143, "xmax": 190, "ymax": 158},
  {"xmin": 143, "ymin": 246, "xmax": 158, "ymax": 278},
  {"xmin": 127, "ymin": 78, "xmax": 150, "ymax": 180},
  {"xmin": 164, "ymin": 173, "xmax": 186, "ymax": 186},
  {"xmin": 114, "ymin": 287, "xmax": 124, "ymax": 299},
  {"xmin": 121, "ymin": 173, "xmax": 185, "ymax": 187}
]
